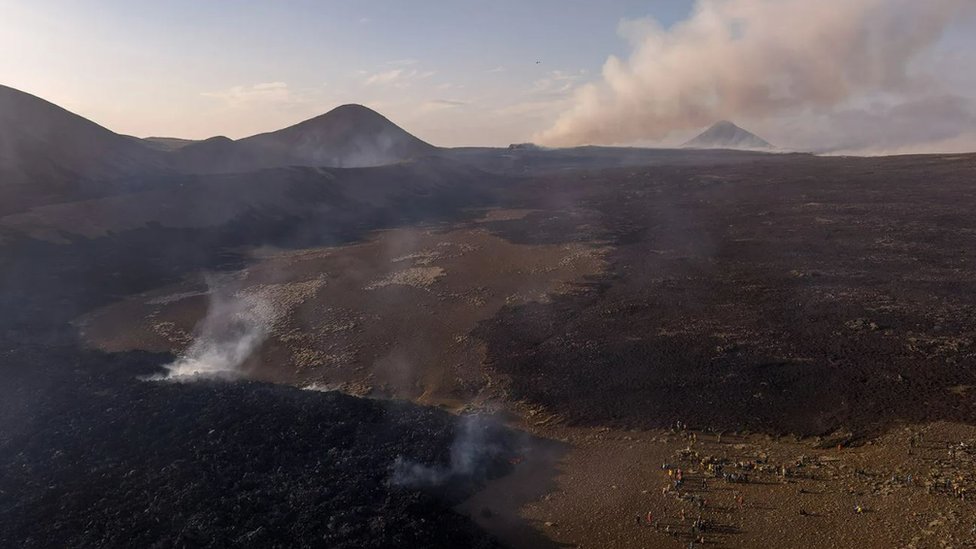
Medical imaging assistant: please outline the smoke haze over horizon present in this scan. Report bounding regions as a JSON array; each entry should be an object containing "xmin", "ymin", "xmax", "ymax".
[
  {"xmin": 536, "ymin": 0, "xmax": 976, "ymax": 153},
  {"xmin": 2, "ymin": 0, "xmax": 975, "ymax": 152}
]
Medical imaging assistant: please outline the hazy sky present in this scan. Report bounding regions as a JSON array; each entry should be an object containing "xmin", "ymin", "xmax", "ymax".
[{"xmin": 2, "ymin": 1, "xmax": 975, "ymax": 152}]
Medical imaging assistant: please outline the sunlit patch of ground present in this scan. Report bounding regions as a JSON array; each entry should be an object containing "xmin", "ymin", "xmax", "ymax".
[
  {"xmin": 499, "ymin": 421, "xmax": 976, "ymax": 549},
  {"xmin": 365, "ymin": 266, "xmax": 445, "ymax": 290},
  {"xmin": 77, "ymin": 208, "xmax": 609, "ymax": 407}
]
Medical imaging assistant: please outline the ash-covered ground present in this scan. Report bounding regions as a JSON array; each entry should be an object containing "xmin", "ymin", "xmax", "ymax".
[
  {"xmin": 478, "ymin": 153, "xmax": 976, "ymax": 437},
  {"xmin": 3, "ymin": 146, "xmax": 976, "ymax": 548},
  {"xmin": 0, "ymin": 346, "xmax": 517, "ymax": 549},
  {"xmin": 0, "ymin": 156, "xmax": 521, "ymax": 548}
]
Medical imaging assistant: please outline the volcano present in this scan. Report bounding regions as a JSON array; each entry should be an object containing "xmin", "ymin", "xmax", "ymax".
[
  {"xmin": 243, "ymin": 104, "xmax": 436, "ymax": 166},
  {"xmin": 173, "ymin": 104, "xmax": 437, "ymax": 173},
  {"xmin": 683, "ymin": 120, "xmax": 773, "ymax": 150}
]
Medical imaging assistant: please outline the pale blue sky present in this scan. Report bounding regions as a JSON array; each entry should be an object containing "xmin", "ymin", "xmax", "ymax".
[
  {"xmin": 1, "ymin": 1, "xmax": 974, "ymax": 151},
  {"xmin": 0, "ymin": 1, "xmax": 693, "ymax": 144}
]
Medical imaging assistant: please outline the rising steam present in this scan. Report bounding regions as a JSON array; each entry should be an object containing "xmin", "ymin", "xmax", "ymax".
[
  {"xmin": 536, "ymin": 0, "xmax": 976, "ymax": 150},
  {"xmin": 392, "ymin": 414, "xmax": 507, "ymax": 487},
  {"xmin": 150, "ymin": 278, "xmax": 272, "ymax": 381}
]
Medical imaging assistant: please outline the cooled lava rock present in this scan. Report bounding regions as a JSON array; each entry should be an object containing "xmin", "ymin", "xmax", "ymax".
[{"xmin": 0, "ymin": 348, "xmax": 510, "ymax": 548}]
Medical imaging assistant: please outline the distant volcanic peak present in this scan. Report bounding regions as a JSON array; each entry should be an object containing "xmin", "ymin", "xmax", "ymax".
[
  {"xmin": 709, "ymin": 120, "xmax": 740, "ymax": 132},
  {"xmin": 324, "ymin": 103, "xmax": 386, "ymax": 119},
  {"xmin": 683, "ymin": 120, "xmax": 773, "ymax": 150},
  {"xmin": 188, "ymin": 135, "xmax": 237, "ymax": 149},
  {"xmin": 266, "ymin": 104, "xmax": 413, "ymax": 139},
  {"xmin": 324, "ymin": 103, "xmax": 381, "ymax": 116},
  {"xmin": 239, "ymin": 103, "xmax": 436, "ymax": 168},
  {"xmin": 176, "ymin": 135, "xmax": 232, "ymax": 154}
]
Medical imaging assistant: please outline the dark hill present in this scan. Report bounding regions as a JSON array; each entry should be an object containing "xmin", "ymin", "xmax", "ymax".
[
  {"xmin": 172, "ymin": 104, "xmax": 437, "ymax": 174},
  {"xmin": 168, "ymin": 135, "xmax": 251, "ymax": 174},
  {"xmin": 138, "ymin": 136, "xmax": 197, "ymax": 152},
  {"xmin": 683, "ymin": 120, "xmax": 773, "ymax": 150},
  {"xmin": 243, "ymin": 104, "xmax": 436, "ymax": 167},
  {"xmin": 0, "ymin": 85, "xmax": 164, "ymax": 211}
]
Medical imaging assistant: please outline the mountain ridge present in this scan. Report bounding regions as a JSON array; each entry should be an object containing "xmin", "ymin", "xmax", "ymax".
[
  {"xmin": 0, "ymin": 85, "xmax": 166, "ymax": 212},
  {"xmin": 170, "ymin": 103, "xmax": 437, "ymax": 174},
  {"xmin": 0, "ymin": 85, "xmax": 440, "ymax": 211}
]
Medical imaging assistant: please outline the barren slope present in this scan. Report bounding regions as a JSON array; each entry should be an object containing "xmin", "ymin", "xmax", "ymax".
[{"xmin": 0, "ymin": 85, "xmax": 164, "ymax": 212}]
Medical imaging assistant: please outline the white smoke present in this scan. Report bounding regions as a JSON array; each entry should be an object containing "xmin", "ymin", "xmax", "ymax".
[
  {"xmin": 392, "ymin": 414, "xmax": 506, "ymax": 487},
  {"xmin": 150, "ymin": 278, "xmax": 272, "ymax": 381},
  {"xmin": 536, "ymin": 0, "xmax": 976, "ymax": 151}
]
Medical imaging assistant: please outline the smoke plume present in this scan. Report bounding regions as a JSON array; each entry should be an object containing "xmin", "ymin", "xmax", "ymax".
[
  {"xmin": 392, "ymin": 414, "xmax": 507, "ymax": 487},
  {"xmin": 535, "ymin": 0, "xmax": 976, "ymax": 151},
  {"xmin": 151, "ymin": 277, "xmax": 271, "ymax": 381}
]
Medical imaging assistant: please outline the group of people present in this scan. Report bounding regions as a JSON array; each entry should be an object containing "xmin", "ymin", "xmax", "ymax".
[{"xmin": 640, "ymin": 460, "xmax": 718, "ymax": 546}]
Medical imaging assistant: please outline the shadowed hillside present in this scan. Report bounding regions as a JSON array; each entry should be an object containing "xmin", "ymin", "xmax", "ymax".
[
  {"xmin": 172, "ymin": 104, "xmax": 437, "ymax": 174},
  {"xmin": 0, "ymin": 85, "xmax": 165, "ymax": 212}
]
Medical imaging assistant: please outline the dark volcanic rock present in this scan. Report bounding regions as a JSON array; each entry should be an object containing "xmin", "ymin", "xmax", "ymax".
[
  {"xmin": 477, "ymin": 154, "xmax": 976, "ymax": 438},
  {"xmin": 0, "ymin": 348, "xmax": 509, "ymax": 549}
]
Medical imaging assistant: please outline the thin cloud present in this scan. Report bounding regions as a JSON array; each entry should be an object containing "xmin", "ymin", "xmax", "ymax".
[
  {"xmin": 420, "ymin": 99, "xmax": 470, "ymax": 113},
  {"xmin": 436, "ymin": 82, "xmax": 464, "ymax": 91},
  {"xmin": 529, "ymin": 69, "xmax": 585, "ymax": 97},
  {"xmin": 386, "ymin": 58, "xmax": 420, "ymax": 67},
  {"xmin": 365, "ymin": 69, "xmax": 404, "ymax": 86},
  {"xmin": 428, "ymin": 99, "xmax": 468, "ymax": 107},
  {"xmin": 201, "ymin": 82, "xmax": 291, "ymax": 107},
  {"xmin": 363, "ymin": 68, "xmax": 436, "ymax": 88}
]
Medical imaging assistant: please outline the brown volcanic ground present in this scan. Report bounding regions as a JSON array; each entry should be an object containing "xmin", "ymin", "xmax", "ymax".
[
  {"xmin": 75, "ymin": 151, "xmax": 976, "ymax": 439},
  {"xmin": 479, "ymin": 154, "xmax": 976, "ymax": 437},
  {"xmin": 63, "ymin": 151, "xmax": 976, "ymax": 548},
  {"xmin": 78, "ymin": 214, "xmax": 608, "ymax": 405}
]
